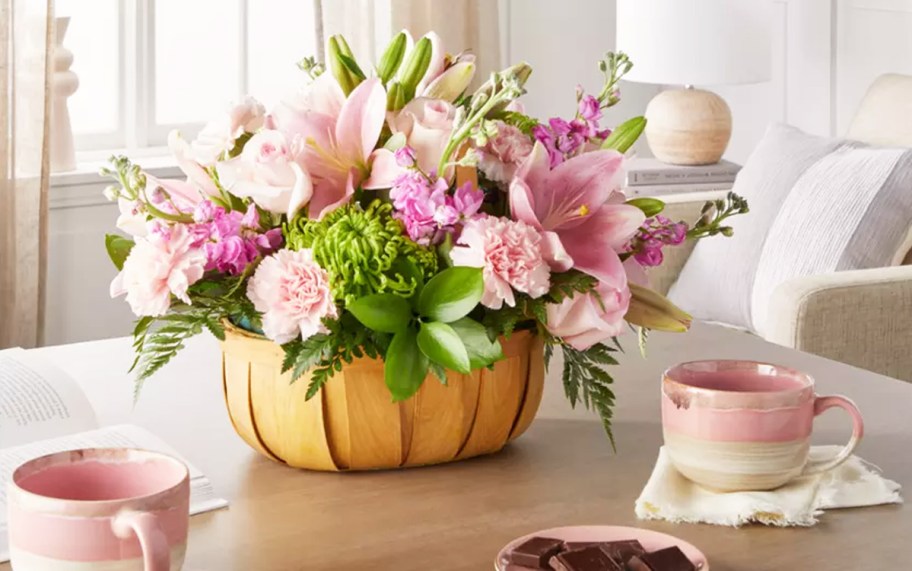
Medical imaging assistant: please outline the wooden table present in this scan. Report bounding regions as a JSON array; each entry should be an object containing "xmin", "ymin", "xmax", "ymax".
[{"xmin": 5, "ymin": 322, "xmax": 911, "ymax": 570}]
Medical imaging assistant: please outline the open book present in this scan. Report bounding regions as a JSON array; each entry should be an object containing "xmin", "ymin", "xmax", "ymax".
[{"xmin": 0, "ymin": 348, "xmax": 228, "ymax": 562}]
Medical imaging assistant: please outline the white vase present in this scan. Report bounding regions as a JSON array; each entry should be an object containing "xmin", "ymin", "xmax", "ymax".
[{"xmin": 50, "ymin": 16, "xmax": 78, "ymax": 173}]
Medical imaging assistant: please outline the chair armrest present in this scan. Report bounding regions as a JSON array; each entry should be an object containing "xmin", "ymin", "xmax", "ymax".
[
  {"xmin": 763, "ymin": 265, "xmax": 912, "ymax": 381},
  {"xmin": 645, "ymin": 191, "xmax": 727, "ymax": 295}
]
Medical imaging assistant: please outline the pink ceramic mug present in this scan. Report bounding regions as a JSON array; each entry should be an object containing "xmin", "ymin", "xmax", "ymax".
[
  {"xmin": 7, "ymin": 448, "xmax": 189, "ymax": 570},
  {"xmin": 662, "ymin": 360, "xmax": 864, "ymax": 492}
]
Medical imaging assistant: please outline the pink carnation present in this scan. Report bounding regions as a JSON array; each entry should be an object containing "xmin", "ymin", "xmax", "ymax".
[
  {"xmin": 247, "ymin": 249, "xmax": 338, "ymax": 344},
  {"xmin": 110, "ymin": 224, "xmax": 207, "ymax": 317},
  {"xmin": 475, "ymin": 121, "xmax": 534, "ymax": 184},
  {"xmin": 450, "ymin": 217, "xmax": 550, "ymax": 309}
]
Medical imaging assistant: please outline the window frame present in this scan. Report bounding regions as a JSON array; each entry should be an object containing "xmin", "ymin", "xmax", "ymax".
[{"xmin": 73, "ymin": 0, "xmax": 252, "ymax": 154}]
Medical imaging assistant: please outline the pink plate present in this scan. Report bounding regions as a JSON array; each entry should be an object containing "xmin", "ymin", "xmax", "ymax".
[{"xmin": 495, "ymin": 525, "xmax": 709, "ymax": 570}]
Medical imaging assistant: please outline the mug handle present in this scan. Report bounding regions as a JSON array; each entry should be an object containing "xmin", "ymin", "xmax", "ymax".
[
  {"xmin": 800, "ymin": 395, "xmax": 865, "ymax": 476},
  {"xmin": 112, "ymin": 510, "xmax": 171, "ymax": 571}
]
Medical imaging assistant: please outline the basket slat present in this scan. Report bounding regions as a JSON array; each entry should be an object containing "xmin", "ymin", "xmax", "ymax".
[{"xmin": 221, "ymin": 323, "xmax": 544, "ymax": 471}]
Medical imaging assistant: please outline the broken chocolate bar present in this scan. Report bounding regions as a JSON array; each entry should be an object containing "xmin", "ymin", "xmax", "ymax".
[
  {"xmin": 627, "ymin": 546, "xmax": 696, "ymax": 571},
  {"xmin": 550, "ymin": 546, "xmax": 624, "ymax": 571},
  {"xmin": 507, "ymin": 536, "xmax": 565, "ymax": 568},
  {"xmin": 600, "ymin": 539, "xmax": 646, "ymax": 563}
]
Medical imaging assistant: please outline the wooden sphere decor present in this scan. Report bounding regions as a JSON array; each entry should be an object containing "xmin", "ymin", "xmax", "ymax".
[
  {"xmin": 644, "ymin": 88, "xmax": 732, "ymax": 166},
  {"xmin": 220, "ymin": 322, "xmax": 545, "ymax": 471}
]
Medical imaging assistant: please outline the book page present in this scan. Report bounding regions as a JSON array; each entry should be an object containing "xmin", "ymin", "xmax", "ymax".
[
  {"xmin": 0, "ymin": 424, "xmax": 229, "ymax": 562},
  {"xmin": 0, "ymin": 348, "xmax": 98, "ymax": 448}
]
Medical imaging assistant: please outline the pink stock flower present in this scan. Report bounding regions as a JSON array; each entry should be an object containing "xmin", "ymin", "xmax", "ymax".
[
  {"xmin": 191, "ymin": 202, "xmax": 283, "ymax": 275},
  {"xmin": 510, "ymin": 141, "xmax": 644, "ymax": 279},
  {"xmin": 110, "ymin": 224, "xmax": 207, "ymax": 317},
  {"xmin": 546, "ymin": 273, "xmax": 631, "ymax": 351},
  {"xmin": 216, "ymin": 130, "xmax": 313, "ymax": 219},
  {"xmin": 389, "ymin": 173, "xmax": 483, "ymax": 245},
  {"xmin": 270, "ymin": 78, "xmax": 387, "ymax": 219},
  {"xmin": 450, "ymin": 217, "xmax": 550, "ymax": 309},
  {"xmin": 246, "ymin": 249, "xmax": 338, "ymax": 344},
  {"xmin": 475, "ymin": 121, "xmax": 534, "ymax": 184}
]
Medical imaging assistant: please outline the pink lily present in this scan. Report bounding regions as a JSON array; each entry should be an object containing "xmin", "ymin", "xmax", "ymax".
[
  {"xmin": 270, "ymin": 78, "xmax": 387, "ymax": 219},
  {"xmin": 509, "ymin": 141, "xmax": 645, "ymax": 281}
]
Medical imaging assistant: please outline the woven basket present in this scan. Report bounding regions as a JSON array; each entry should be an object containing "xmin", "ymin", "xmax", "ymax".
[{"xmin": 220, "ymin": 322, "xmax": 545, "ymax": 470}]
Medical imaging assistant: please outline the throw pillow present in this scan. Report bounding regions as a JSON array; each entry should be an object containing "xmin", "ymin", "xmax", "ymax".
[{"xmin": 667, "ymin": 123, "xmax": 912, "ymax": 334}]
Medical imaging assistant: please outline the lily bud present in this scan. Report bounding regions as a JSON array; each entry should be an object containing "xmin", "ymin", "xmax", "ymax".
[
  {"xmin": 601, "ymin": 116, "xmax": 646, "ymax": 153},
  {"xmin": 625, "ymin": 283, "xmax": 692, "ymax": 332},
  {"xmin": 386, "ymin": 81, "xmax": 407, "ymax": 111},
  {"xmin": 398, "ymin": 36, "xmax": 433, "ymax": 99},
  {"xmin": 626, "ymin": 197, "xmax": 664, "ymax": 218},
  {"xmin": 423, "ymin": 61, "xmax": 476, "ymax": 101},
  {"xmin": 328, "ymin": 35, "xmax": 360, "ymax": 95},
  {"xmin": 376, "ymin": 32, "xmax": 408, "ymax": 84}
]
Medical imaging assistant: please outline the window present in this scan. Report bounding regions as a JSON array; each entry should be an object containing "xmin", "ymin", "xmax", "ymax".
[{"xmin": 57, "ymin": 0, "xmax": 319, "ymax": 153}]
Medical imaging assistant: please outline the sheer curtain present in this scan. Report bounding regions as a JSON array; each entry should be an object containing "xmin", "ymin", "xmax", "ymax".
[
  {"xmin": 0, "ymin": 0, "xmax": 53, "ymax": 348},
  {"xmin": 318, "ymin": 0, "xmax": 502, "ymax": 80}
]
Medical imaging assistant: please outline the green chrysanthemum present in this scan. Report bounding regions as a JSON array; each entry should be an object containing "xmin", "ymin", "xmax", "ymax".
[{"xmin": 284, "ymin": 200, "xmax": 437, "ymax": 305}]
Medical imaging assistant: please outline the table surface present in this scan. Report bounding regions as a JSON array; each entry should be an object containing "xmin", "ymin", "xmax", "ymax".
[{"xmin": 4, "ymin": 322, "xmax": 911, "ymax": 570}]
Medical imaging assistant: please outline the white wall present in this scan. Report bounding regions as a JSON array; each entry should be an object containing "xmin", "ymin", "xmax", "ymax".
[{"xmin": 43, "ymin": 0, "xmax": 912, "ymax": 346}]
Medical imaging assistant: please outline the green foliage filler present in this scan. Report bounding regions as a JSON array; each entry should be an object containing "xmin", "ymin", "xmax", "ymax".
[{"xmin": 284, "ymin": 200, "xmax": 437, "ymax": 305}]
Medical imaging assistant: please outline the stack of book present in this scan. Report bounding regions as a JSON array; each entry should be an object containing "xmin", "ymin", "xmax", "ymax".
[{"xmin": 624, "ymin": 158, "xmax": 741, "ymax": 196}]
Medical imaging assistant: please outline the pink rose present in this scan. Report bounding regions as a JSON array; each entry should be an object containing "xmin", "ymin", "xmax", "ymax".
[
  {"xmin": 450, "ymin": 217, "xmax": 550, "ymax": 309},
  {"xmin": 216, "ymin": 130, "xmax": 313, "ymax": 219},
  {"xmin": 191, "ymin": 96, "xmax": 266, "ymax": 165},
  {"xmin": 546, "ymin": 273, "xmax": 631, "ymax": 351},
  {"xmin": 476, "ymin": 121, "xmax": 534, "ymax": 184},
  {"xmin": 392, "ymin": 97, "xmax": 456, "ymax": 175},
  {"xmin": 110, "ymin": 224, "xmax": 207, "ymax": 317},
  {"xmin": 247, "ymin": 249, "xmax": 338, "ymax": 344}
]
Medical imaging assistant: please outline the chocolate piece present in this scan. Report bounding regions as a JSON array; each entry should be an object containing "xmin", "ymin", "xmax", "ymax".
[
  {"xmin": 599, "ymin": 540, "xmax": 646, "ymax": 563},
  {"xmin": 627, "ymin": 546, "xmax": 696, "ymax": 571},
  {"xmin": 507, "ymin": 536, "xmax": 565, "ymax": 568},
  {"xmin": 551, "ymin": 546, "xmax": 624, "ymax": 571}
]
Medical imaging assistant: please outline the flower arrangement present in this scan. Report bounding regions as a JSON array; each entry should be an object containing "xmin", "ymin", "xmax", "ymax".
[{"xmin": 102, "ymin": 32, "xmax": 747, "ymax": 440}]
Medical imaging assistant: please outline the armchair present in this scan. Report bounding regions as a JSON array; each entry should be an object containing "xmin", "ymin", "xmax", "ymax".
[{"xmin": 648, "ymin": 74, "xmax": 912, "ymax": 382}]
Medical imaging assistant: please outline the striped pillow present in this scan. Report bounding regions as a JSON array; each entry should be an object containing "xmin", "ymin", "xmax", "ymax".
[{"xmin": 668, "ymin": 123, "xmax": 912, "ymax": 334}]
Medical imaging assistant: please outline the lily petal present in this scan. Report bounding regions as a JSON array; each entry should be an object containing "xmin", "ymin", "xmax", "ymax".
[
  {"xmin": 558, "ymin": 204, "xmax": 644, "ymax": 282},
  {"xmin": 541, "ymin": 230, "xmax": 573, "ymax": 272},
  {"xmin": 541, "ymin": 149, "xmax": 625, "ymax": 229},
  {"xmin": 508, "ymin": 177, "xmax": 540, "ymax": 229},
  {"xmin": 167, "ymin": 130, "xmax": 219, "ymax": 197},
  {"xmin": 363, "ymin": 148, "xmax": 407, "ymax": 189},
  {"xmin": 310, "ymin": 170, "xmax": 356, "ymax": 220},
  {"xmin": 334, "ymin": 78, "xmax": 387, "ymax": 170},
  {"xmin": 514, "ymin": 141, "xmax": 551, "ymax": 198},
  {"xmin": 416, "ymin": 31, "xmax": 445, "ymax": 94}
]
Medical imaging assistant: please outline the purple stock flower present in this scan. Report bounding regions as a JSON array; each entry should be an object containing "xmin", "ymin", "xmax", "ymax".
[
  {"xmin": 578, "ymin": 94, "xmax": 602, "ymax": 123},
  {"xmin": 630, "ymin": 215, "xmax": 689, "ymax": 267}
]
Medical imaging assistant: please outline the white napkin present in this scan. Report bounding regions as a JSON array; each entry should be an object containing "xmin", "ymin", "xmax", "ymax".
[{"xmin": 635, "ymin": 446, "xmax": 902, "ymax": 527}]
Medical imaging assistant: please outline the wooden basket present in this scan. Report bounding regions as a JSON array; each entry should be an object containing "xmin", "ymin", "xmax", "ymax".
[{"xmin": 220, "ymin": 322, "xmax": 545, "ymax": 470}]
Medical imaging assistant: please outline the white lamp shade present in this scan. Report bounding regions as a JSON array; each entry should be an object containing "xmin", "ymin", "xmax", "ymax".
[{"xmin": 616, "ymin": 0, "xmax": 772, "ymax": 86}]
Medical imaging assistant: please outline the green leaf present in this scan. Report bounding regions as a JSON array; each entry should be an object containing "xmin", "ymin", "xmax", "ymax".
[
  {"xmin": 626, "ymin": 197, "xmax": 665, "ymax": 218},
  {"xmin": 448, "ymin": 317, "xmax": 503, "ymax": 369},
  {"xmin": 384, "ymin": 328, "xmax": 429, "ymax": 401},
  {"xmin": 429, "ymin": 362, "xmax": 448, "ymax": 385},
  {"xmin": 347, "ymin": 294, "xmax": 412, "ymax": 333},
  {"xmin": 338, "ymin": 52, "xmax": 367, "ymax": 81},
  {"xmin": 417, "ymin": 321, "xmax": 471, "ymax": 374},
  {"xmin": 417, "ymin": 266, "xmax": 483, "ymax": 322},
  {"xmin": 105, "ymin": 234, "xmax": 134, "ymax": 271}
]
